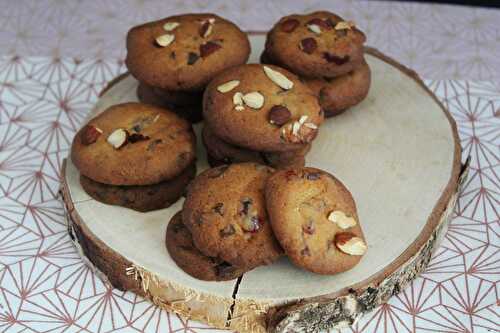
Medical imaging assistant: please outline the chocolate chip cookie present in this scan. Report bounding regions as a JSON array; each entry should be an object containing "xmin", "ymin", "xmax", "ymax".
[
  {"xmin": 80, "ymin": 163, "xmax": 196, "ymax": 212},
  {"xmin": 182, "ymin": 163, "xmax": 283, "ymax": 270},
  {"xmin": 265, "ymin": 11, "xmax": 366, "ymax": 78},
  {"xmin": 202, "ymin": 125, "xmax": 309, "ymax": 169},
  {"xmin": 166, "ymin": 212, "xmax": 245, "ymax": 281},
  {"xmin": 137, "ymin": 82, "xmax": 203, "ymax": 122},
  {"xmin": 126, "ymin": 13, "xmax": 250, "ymax": 92},
  {"xmin": 265, "ymin": 167, "xmax": 367, "ymax": 274},
  {"xmin": 71, "ymin": 102, "xmax": 196, "ymax": 185},
  {"xmin": 305, "ymin": 59, "xmax": 371, "ymax": 117},
  {"xmin": 203, "ymin": 64, "xmax": 323, "ymax": 152}
]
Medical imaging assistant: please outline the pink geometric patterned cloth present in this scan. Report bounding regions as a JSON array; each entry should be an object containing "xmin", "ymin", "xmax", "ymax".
[{"xmin": 0, "ymin": 1, "xmax": 498, "ymax": 333}]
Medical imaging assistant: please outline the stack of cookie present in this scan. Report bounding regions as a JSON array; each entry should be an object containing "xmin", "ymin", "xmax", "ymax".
[
  {"xmin": 202, "ymin": 64, "xmax": 323, "ymax": 169},
  {"xmin": 126, "ymin": 13, "xmax": 251, "ymax": 122},
  {"xmin": 166, "ymin": 163, "xmax": 367, "ymax": 280},
  {"xmin": 71, "ymin": 103, "xmax": 197, "ymax": 212},
  {"xmin": 261, "ymin": 11, "xmax": 371, "ymax": 117},
  {"xmin": 167, "ymin": 163, "xmax": 283, "ymax": 281}
]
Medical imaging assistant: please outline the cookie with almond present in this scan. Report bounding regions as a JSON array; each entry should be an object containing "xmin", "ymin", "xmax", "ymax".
[
  {"xmin": 265, "ymin": 167, "xmax": 367, "ymax": 275},
  {"xmin": 182, "ymin": 163, "xmax": 283, "ymax": 270},
  {"xmin": 166, "ymin": 212, "xmax": 246, "ymax": 281},
  {"xmin": 203, "ymin": 64, "xmax": 323, "ymax": 152},
  {"xmin": 304, "ymin": 59, "xmax": 371, "ymax": 117},
  {"xmin": 71, "ymin": 102, "xmax": 196, "ymax": 186},
  {"xmin": 261, "ymin": 51, "xmax": 371, "ymax": 117},
  {"xmin": 264, "ymin": 11, "xmax": 366, "ymax": 78},
  {"xmin": 126, "ymin": 13, "xmax": 250, "ymax": 92}
]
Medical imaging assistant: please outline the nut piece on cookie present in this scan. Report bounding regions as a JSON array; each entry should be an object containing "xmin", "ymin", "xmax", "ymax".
[{"xmin": 265, "ymin": 167, "xmax": 367, "ymax": 274}]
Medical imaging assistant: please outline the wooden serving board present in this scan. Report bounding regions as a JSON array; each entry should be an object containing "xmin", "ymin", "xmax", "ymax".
[{"xmin": 60, "ymin": 35, "xmax": 466, "ymax": 333}]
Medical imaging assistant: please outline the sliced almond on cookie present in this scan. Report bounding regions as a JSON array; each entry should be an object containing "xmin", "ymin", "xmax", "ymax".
[
  {"xmin": 335, "ymin": 21, "xmax": 355, "ymax": 30},
  {"xmin": 263, "ymin": 66, "xmax": 294, "ymax": 90},
  {"xmin": 107, "ymin": 128, "xmax": 128, "ymax": 149},
  {"xmin": 328, "ymin": 210, "xmax": 357, "ymax": 229},
  {"xmin": 217, "ymin": 80, "xmax": 240, "ymax": 93},
  {"xmin": 307, "ymin": 24, "xmax": 322, "ymax": 34},
  {"xmin": 155, "ymin": 34, "xmax": 175, "ymax": 47},
  {"xmin": 163, "ymin": 22, "xmax": 180, "ymax": 31},
  {"xmin": 335, "ymin": 233, "xmax": 366, "ymax": 255},
  {"xmin": 242, "ymin": 92, "xmax": 264, "ymax": 109}
]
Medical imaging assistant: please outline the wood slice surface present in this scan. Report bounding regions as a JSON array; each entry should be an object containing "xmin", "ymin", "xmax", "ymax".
[{"xmin": 61, "ymin": 35, "xmax": 465, "ymax": 333}]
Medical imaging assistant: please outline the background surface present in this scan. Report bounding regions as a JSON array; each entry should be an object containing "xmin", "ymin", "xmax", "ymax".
[{"xmin": 0, "ymin": 1, "xmax": 498, "ymax": 332}]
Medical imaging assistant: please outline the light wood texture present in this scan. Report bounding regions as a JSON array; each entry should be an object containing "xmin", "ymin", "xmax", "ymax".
[{"xmin": 61, "ymin": 35, "xmax": 464, "ymax": 332}]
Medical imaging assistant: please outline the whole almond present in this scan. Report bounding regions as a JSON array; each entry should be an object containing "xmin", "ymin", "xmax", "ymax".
[
  {"xmin": 242, "ymin": 92, "xmax": 264, "ymax": 109},
  {"xmin": 163, "ymin": 22, "xmax": 180, "ymax": 31},
  {"xmin": 335, "ymin": 233, "xmax": 367, "ymax": 255},
  {"xmin": 323, "ymin": 52, "xmax": 349, "ymax": 65},
  {"xmin": 200, "ymin": 41, "xmax": 221, "ymax": 57},
  {"xmin": 328, "ymin": 211, "xmax": 357, "ymax": 229},
  {"xmin": 107, "ymin": 128, "xmax": 128, "ymax": 149},
  {"xmin": 281, "ymin": 19, "xmax": 300, "ymax": 33},
  {"xmin": 80, "ymin": 125, "xmax": 102, "ymax": 145},
  {"xmin": 217, "ymin": 80, "xmax": 240, "ymax": 93},
  {"xmin": 199, "ymin": 21, "xmax": 213, "ymax": 38},
  {"xmin": 263, "ymin": 66, "xmax": 294, "ymax": 90},
  {"xmin": 155, "ymin": 34, "xmax": 175, "ymax": 47},
  {"xmin": 268, "ymin": 105, "xmax": 291, "ymax": 125},
  {"xmin": 299, "ymin": 38, "xmax": 317, "ymax": 54}
]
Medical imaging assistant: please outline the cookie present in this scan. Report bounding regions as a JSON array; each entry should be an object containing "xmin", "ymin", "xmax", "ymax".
[
  {"xmin": 182, "ymin": 163, "xmax": 283, "ymax": 270},
  {"xmin": 203, "ymin": 64, "xmax": 323, "ymax": 152},
  {"xmin": 126, "ymin": 13, "xmax": 250, "ymax": 92},
  {"xmin": 260, "ymin": 51, "xmax": 371, "ymax": 117},
  {"xmin": 202, "ymin": 125, "xmax": 309, "ymax": 169},
  {"xmin": 80, "ymin": 162, "xmax": 196, "ymax": 212},
  {"xmin": 265, "ymin": 167, "xmax": 367, "ymax": 275},
  {"xmin": 71, "ymin": 102, "xmax": 196, "ymax": 185},
  {"xmin": 166, "ymin": 212, "xmax": 245, "ymax": 281},
  {"xmin": 265, "ymin": 11, "xmax": 366, "ymax": 78},
  {"xmin": 137, "ymin": 82, "xmax": 203, "ymax": 122},
  {"xmin": 305, "ymin": 59, "xmax": 371, "ymax": 117}
]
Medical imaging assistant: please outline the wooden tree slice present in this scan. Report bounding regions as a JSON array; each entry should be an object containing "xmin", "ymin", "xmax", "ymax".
[{"xmin": 60, "ymin": 35, "xmax": 466, "ymax": 333}]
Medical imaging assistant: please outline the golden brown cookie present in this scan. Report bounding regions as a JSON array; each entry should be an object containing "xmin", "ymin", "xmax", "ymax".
[
  {"xmin": 80, "ymin": 163, "xmax": 196, "ymax": 212},
  {"xmin": 126, "ymin": 13, "xmax": 250, "ymax": 92},
  {"xmin": 136, "ymin": 82, "xmax": 203, "ymax": 123},
  {"xmin": 265, "ymin": 11, "xmax": 366, "ymax": 78},
  {"xmin": 202, "ymin": 125, "xmax": 309, "ymax": 169},
  {"xmin": 304, "ymin": 60, "xmax": 371, "ymax": 117},
  {"xmin": 260, "ymin": 50, "xmax": 371, "ymax": 117},
  {"xmin": 166, "ymin": 212, "xmax": 246, "ymax": 281},
  {"xmin": 71, "ymin": 102, "xmax": 196, "ymax": 185},
  {"xmin": 182, "ymin": 163, "xmax": 283, "ymax": 270},
  {"xmin": 203, "ymin": 64, "xmax": 323, "ymax": 152},
  {"xmin": 265, "ymin": 167, "xmax": 367, "ymax": 275}
]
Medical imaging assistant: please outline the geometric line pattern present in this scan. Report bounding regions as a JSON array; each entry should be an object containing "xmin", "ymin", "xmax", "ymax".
[{"xmin": 0, "ymin": 56, "xmax": 498, "ymax": 332}]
